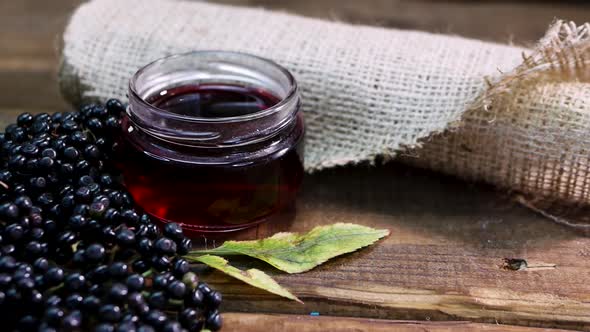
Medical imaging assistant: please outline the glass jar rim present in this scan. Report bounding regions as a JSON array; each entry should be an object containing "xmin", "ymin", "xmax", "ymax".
[{"xmin": 128, "ymin": 50, "xmax": 299, "ymax": 124}]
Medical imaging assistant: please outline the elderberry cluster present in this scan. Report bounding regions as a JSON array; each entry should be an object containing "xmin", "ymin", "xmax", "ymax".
[{"xmin": 0, "ymin": 100, "xmax": 222, "ymax": 331}]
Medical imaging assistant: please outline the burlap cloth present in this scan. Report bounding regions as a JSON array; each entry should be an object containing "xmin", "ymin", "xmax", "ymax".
[{"xmin": 60, "ymin": 0, "xmax": 590, "ymax": 207}]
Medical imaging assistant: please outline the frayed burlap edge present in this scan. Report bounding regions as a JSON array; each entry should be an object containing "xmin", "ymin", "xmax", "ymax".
[{"xmin": 447, "ymin": 20, "xmax": 590, "ymax": 230}]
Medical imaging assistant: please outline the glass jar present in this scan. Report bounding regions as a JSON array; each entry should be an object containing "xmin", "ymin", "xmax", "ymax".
[{"xmin": 119, "ymin": 51, "xmax": 304, "ymax": 235}]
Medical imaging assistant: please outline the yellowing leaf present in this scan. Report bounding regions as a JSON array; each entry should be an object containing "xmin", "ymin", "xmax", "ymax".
[
  {"xmin": 189, "ymin": 223, "xmax": 389, "ymax": 274},
  {"xmin": 192, "ymin": 255, "xmax": 302, "ymax": 303}
]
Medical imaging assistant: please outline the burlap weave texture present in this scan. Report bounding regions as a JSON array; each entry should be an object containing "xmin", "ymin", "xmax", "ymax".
[{"xmin": 60, "ymin": 0, "xmax": 590, "ymax": 205}]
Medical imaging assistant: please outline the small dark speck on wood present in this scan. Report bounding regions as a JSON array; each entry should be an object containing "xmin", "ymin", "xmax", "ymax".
[
  {"xmin": 503, "ymin": 258, "xmax": 528, "ymax": 271},
  {"xmin": 502, "ymin": 258, "xmax": 556, "ymax": 271}
]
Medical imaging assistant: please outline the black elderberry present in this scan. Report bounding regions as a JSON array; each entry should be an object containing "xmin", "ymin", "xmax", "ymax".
[
  {"xmin": 24, "ymin": 241, "xmax": 43, "ymax": 258},
  {"xmin": 40, "ymin": 147, "xmax": 57, "ymax": 159},
  {"xmin": 85, "ymin": 144, "xmax": 101, "ymax": 160},
  {"xmin": 205, "ymin": 310, "xmax": 223, "ymax": 331},
  {"xmin": 33, "ymin": 113, "xmax": 51, "ymax": 123},
  {"xmin": 185, "ymin": 289, "xmax": 204, "ymax": 308},
  {"xmin": 115, "ymin": 227, "xmax": 136, "ymax": 246},
  {"xmin": 106, "ymin": 99, "xmax": 125, "ymax": 115},
  {"xmin": 14, "ymin": 195, "xmax": 33, "ymax": 210},
  {"xmin": 0, "ymin": 256, "xmax": 17, "ymax": 272},
  {"xmin": 31, "ymin": 121, "xmax": 50, "ymax": 135},
  {"xmin": 29, "ymin": 227, "xmax": 45, "ymax": 240},
  {"xmin": 148, "ymin": 291, "xmax": 168, "ymax": 309},
  {"xmin": 72, "ymin": 204, "xmax": 90, "ymax": 215},
  {"xmin": 61, "ymin": 194, "xmax": 76, "ymax": 210},
  {"xmin": 63, "ymin": 146, "xmax": 80, "ymax": 161},
  {"xmin": 154, "ymin": 237, "xmax": 177, "ymax": 256},
  {"xmin": 0, "ymin": 204, "xmax": 19, "ymax": 222},
  {"xmin": 21, "ymin": 143, "xmax": 39, "ymax": 156},
  {"xmin": 36, "ymin": 192, "xmax": 54, "ymax": 207},
  {"xmin": 172, "ymin": 258, "xmax": 190, "ymax": 277},
  {"xmin": 126, "ymin": 274, "xmax": 145, "ymax": 292},
  {"xmin": 108, "ymin": 283, "xmax": 129, "ymax": 303},
  {"xmin": 17, "ymin": 113, "xmax": 34, "ymax": 127},
  {"xmin": 153, "ymin": 272, "xmax": 172, "ymax": 290},
  {"xmin": 38, "ymin": 156, "xmax": 54, "ymax": 169},
  {"xmin": 45, "ymin": 294, "xmax": 62, "ymax": 307},
  {"xmin": 0, "ymin": 273, "xmax": 11, "ymax": 287},
  {"xmin": 163, "ymin": 223, "xmax": 184, "ymax": 241},
  {"xmin": 30, "ymin": 289, "xmax": 44, "ymax": 305},
  {"xmin": 8, "ymin": 154, "xmax": 27, "ymax": 170},
  {"xmin": 64, "ymin": 273, "xmax": 86, "ymax": 292},
  {"xmin": 89, "ymin": 105, "xmax": 109, "ymax": 119},
  {"xmin": 57, "ymin": 231, "xmax": 77, "ymax": 245},
  {"xmin": 132, "ymin": 259, "xmax": 149, "ymax": 273},
  {"xmin": 2, "ymin": 244, "xmax": 16, "ymax": 255},
  {"xmin": 15, "ymin": 276, "xmax": 35, "ymax": 291},
  {"xmin": 139, "ymin": 213, "xmax": 151, "ymax": 225},
  {"xmin": 197, "ymin": 282, "xmax": 212, "ymax": 296},
  {"xmin": 82, "ymin": 295, "xmax": 101, "ymax": 313},
  {"xmin": 151, "ymin": 255, "xmax": 171, "ymax": 271},
  {"xmin": 61, "ymin": 119, "xmax": 79, "ymax": 133},
  {"xmin": 108, "ymin": 262, "xmax": 129, "ymax": 279},
  {"xmin": 163, "ymin": 321, "xmax": 183, "ymax": 332},
  {"xmin": 32, "ymin": 257, "xmax": 49, "ymax": 273},
  {"xmin": 179, "ymin": 308, "xmax": 200, "ymax": 328},
  {"xmin": 86, "ymin": 117, "xmax": 104, "ymax": 133},
  {"xmin": 99, "ymin": 304, "xmax": 122, "ymax": 323},
  {"xmin": 146, "ymin": 309, "xmax": 168, "ymax": 329},
  {"xmin": 120, "ymin": 209, "xmax": 140, "ymax": 225},
  {"xmin": 59, "ymin": 162, "xmax": 75, "ymax": 176},
  {"xmin": 18, "ymin": 315, "xmax": 38, "ymax": 331},
  {"xmin": 65, "ymin": 293, "xmax": 84, "ymax": 309},
  {"xmin": 0, "ymin": 105, "xmax": 224, "ymax": 331},
  {"xmin": 72, "ymin": 250, "xmax": 86, "ymax": 267},
  {"xmin": 75, "ymin": 186, "xmax": 92, "ymax": 202},
  {"xmin": 61, "ymin": 310, "xmax": 82, "ymax": 329},
  {"xmin": 105, "ymin": 116, "xmax": 120, "ymax": 130},
  {"xmin": 207, "ymin": 290, "xmax": 223, "ymax": 309},
  {"xmin": 85, "ymin": 243, "xmax": 106, "ymax": 263},
  {"xmin": 69, "ymin": 131, "xmax": 90, "ymax": 147},
  {"xmin": 102, "ymin": 225, "xmax": 116, "ymax": 243},
  {"xmin": 29, "ymin": 176, "xmax": 46, "ymax": 191},
  {"xmin": 166, "ymin": 280, "xmax": 187, "ymax": 299},
  {"xmin": 89, "ymin": 201, "xmax": 107, "ymax": 218},
  {"xmin": 5, "ymin": 223, "xmax": 24, "ymax": 241},
  {"xmin": 68, "ymin": 214, "xmax": 88, "ymax": 230},
  {"xmin": 0, "ymin": 170, "xmax": 13, "ymax": 184},
  {"xmin": 126, "ymin": 291, "xmax": 145, "ymax": 309},
  {"xmin": 43, "ymin": 306, "xmax": 65, "ymax": 326},
  {"xmin": 41, "ymin": 221, "xmax": 56, "ymax": 238},
  {"xmin": 103, "ymin": 208, "xmax": 120, "ymax": 224}
]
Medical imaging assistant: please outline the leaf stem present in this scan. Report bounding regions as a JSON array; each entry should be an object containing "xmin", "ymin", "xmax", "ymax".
[{"xmin": 186, "ymin": 248, "xmax": 238, "ymax": 256}]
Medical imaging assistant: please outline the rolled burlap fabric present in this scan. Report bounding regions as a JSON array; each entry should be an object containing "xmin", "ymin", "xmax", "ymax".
[{"xmin": 60, "ymin": 0, "xmax": 590, "ymax": 206}]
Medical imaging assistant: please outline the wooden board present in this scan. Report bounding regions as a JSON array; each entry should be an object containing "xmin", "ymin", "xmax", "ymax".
[
  {"xmin": 222, "ymin": 313, "xmax": 576, "ymax": 332},
  {"xmin": 216, "ymin": 0, "xmax": 590, "ymax": 44},
  {"xmin": 2, "ymin": 0, "xmax": 590, "ymax": 331},
  {"xmin": 197, "ymin": 164, "xmax": 590, "ymax": 331}
]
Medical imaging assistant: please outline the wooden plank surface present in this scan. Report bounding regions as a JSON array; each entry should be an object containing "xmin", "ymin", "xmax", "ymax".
[
  {"xmin": 216, "ymin": 0, "xmax": 590, "ymax": 44},
  {"xmin": 196, "ymin": 164, "xmax": 590, "ymax": 331},
  {"xmin": 222, "ymin": 313, "xmax": 576, "ymax": 332},
  {"xmin": 2, "ymin": 0, "xmax": 590, "ymax": 331}
]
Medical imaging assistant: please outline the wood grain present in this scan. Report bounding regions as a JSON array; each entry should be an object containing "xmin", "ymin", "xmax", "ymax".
[
  {"xmin": 194, "ymin": 164, "xmax": 590, "ymax": 331},
  {"xmin": 222, "ymin": 313, "xmax": 576, "ymax": 332},
  {"xmin": 214, "ymin": 0, "xmax": 590, "ymax": 44}
]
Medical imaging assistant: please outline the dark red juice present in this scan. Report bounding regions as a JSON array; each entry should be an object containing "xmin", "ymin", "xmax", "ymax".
[{"xmin": 118, "ymin": 85, "xmax": 304, "ymax": 234}]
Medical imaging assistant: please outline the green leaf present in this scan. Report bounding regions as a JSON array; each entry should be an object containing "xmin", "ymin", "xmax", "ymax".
[
  {"xmin": 193, "ymin": 255, "xmax": 302, "ymax": 303},
  {"xmin": 188, "ymin": 223, "xmax": 389, "ymax": 274}
]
